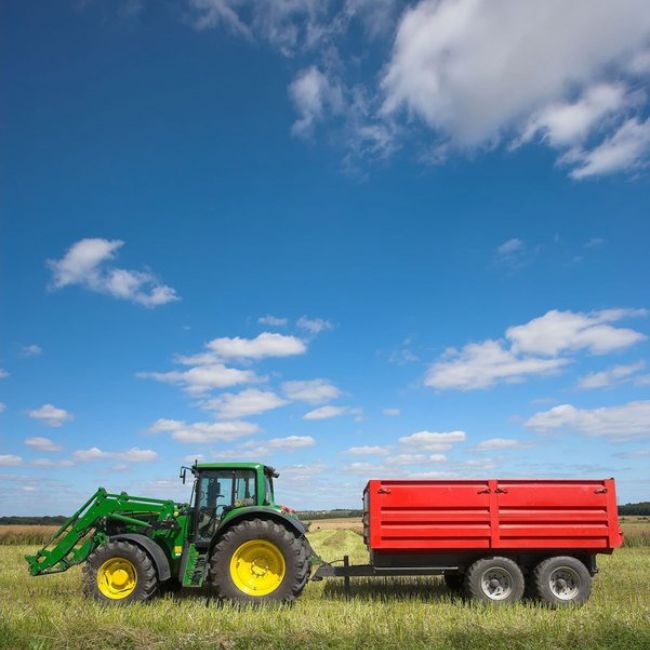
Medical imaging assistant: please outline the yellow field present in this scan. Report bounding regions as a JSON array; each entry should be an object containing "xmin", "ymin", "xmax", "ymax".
[{"xmin": 1, "ymin": 520, "xmax": 649, "ymax": 648}]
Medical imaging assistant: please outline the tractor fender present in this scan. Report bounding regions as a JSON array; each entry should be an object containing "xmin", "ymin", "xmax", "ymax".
[
  {"xmin": 109, "ymin": 533, "xmax": 172, "ymax": 582},
  {"xmin": 215, "ymin": 506, "xmax": 307, "ymax": 542}
]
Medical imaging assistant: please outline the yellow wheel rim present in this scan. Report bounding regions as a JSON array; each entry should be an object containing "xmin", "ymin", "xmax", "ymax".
[
  {"xmin": 96, "ymin": 557, "xmax": 137, "ymax": 600},
  {"xmin": 229, "ymin": 539, "xmax": 286, "ymax": 596}
]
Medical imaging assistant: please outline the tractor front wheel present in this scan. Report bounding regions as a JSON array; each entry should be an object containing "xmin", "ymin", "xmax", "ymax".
[
  {"xmin": 209, "ymin": 519, "xmax": 309, "ymax": 604},
  {"xmin": 83, "ymin": 540, "xmax": 158, "ymax": 604}
]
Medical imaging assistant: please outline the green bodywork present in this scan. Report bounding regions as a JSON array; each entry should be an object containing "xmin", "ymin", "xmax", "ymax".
[{"xmin": 25, "ymin": 462, "xmax": 307, "ymax": 588}]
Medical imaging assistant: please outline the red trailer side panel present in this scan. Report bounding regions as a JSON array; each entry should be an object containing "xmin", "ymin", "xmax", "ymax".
[{"xmin": 366, "ymin": 478, "xmax": 623, "ymax": 552}]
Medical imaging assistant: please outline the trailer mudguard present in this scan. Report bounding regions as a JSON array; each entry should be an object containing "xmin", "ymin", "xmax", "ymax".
[{"xmin": 110, "ymin": 534, "xmax": 172, "ymax": 582}]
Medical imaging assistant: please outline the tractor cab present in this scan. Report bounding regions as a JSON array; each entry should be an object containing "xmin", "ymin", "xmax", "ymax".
[{"xmin": 180, "ymin": 462, "xmax": 282, "ymax": 545}]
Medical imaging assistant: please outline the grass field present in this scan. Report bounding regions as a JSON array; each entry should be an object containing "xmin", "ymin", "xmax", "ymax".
[{"xmin": 1, "ymin": 520, "xmax": 649, "ymax": 649}]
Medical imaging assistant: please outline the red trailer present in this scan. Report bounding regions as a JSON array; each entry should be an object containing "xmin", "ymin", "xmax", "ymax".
[{"xmin": 314, "ymin": 477, "xmax": 623, "ymax": 606}]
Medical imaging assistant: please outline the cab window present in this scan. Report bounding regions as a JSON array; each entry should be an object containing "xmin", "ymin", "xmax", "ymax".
[{"xmin": 195, "ymin": 469, "xmax": 256, "ymax": 542}]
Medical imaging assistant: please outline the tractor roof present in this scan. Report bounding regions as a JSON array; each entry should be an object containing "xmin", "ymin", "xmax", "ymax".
[{"xmin": 193, "ymin": 462, "xmax": 278, "ymax": 476}]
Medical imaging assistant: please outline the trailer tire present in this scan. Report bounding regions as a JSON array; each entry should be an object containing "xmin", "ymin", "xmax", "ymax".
[
  {"xmin": 444, "ymin": 574, "xmax": 464, "ymax": 592},
  {"xmin": 465, "ymin": 556, "xmax": 525, "ymax": 604},
  {"xmin": 209, "ymin": 518, "xmax": 309, "ymax": 604},
  {"xmin": 83, "ymin": 540, "xmax": 158, "ymax": 604},
  {"xmin": 532, "ymin": 556, "xmax": 592, "ymax": 607}
]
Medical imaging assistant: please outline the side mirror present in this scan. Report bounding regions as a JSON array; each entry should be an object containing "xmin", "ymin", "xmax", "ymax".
[{"xmin": 179, "ymin": 463, "xmax": 197, "ymax": 484}]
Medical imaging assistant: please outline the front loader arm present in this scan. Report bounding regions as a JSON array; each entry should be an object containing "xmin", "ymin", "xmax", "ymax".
[{"xmin": 25, "ymin": 488, "xmax": 178, "ymax": 576}]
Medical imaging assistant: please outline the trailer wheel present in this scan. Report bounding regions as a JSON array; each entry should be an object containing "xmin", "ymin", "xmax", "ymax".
[
  {"xmin": 532, "ymin": 556, "xmax": 592, "ymax": 607},
  {"xmin": 465, "ymin": 557, "xmax": 525, "ymax": 604},
  {"xmin": 444, "ymin": 574, "xmax": 464, "ymax": 592},
  {"xmin": 209, "ymin": 518, "xmax": 309, "ymax": 604},
  {"xmin": 83, "ymin": 540, "xmax": 158, "ymax": 604}
]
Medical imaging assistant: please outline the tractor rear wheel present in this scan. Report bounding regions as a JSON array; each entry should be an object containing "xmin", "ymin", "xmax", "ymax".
[
  {"xmin": 209, "ymin": 519, "xmax": 309, "ymax": 604},
  {"xmin": 83, "ymin": 540, "xmax": 158, "ymax": 604}
]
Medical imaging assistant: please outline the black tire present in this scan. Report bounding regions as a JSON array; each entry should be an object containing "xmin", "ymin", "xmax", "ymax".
[
  {"xmin": 444, "ymin": 573, "xmax": 464, "ymax": 591},
  {"xmin": 209, "ymin": 518, "xmax": 309, "ymax": 604},
  {"xmin": 82, "ymin": 540, "xmax": 158, "ymax": 604},
  {"xmin": 532, "ymin": 556, "xmax": 592, "ymax": 607},
  {"xmin": 464, "ymin": 556, "xmax": 525, "ymax": 604}
]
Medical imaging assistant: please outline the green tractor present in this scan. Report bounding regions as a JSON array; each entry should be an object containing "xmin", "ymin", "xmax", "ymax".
[{"xmin": 25, "ymin": 463, "xmax": 313, "ymax": 604}]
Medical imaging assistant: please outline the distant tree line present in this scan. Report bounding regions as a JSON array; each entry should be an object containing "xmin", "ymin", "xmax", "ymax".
[
  {"xmin": 619, "ymin": 502, "xmax": 650, "ymax": 516},
  {"xmin": 0, "ymin": 516, "xmax": 67, "ymax": 526},
  {"xmin": 295, "ymin": 509, "xmax": 363, "ymax": 520}
]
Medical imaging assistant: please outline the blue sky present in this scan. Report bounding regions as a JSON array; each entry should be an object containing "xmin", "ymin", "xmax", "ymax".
[{"xmin": 2, "ymin": 1, "xmax": 650, "ymax": 515}]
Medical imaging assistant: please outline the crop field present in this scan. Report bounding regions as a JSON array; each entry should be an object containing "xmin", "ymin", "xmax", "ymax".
[{"xmin": 1, "ymin": 521, "xmax": 649, "ymax": 649}]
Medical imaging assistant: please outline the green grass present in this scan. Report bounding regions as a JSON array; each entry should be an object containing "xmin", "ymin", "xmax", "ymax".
[{"xmin": 1, "ymin": 528, "xmax": 649, "ymax": 649}]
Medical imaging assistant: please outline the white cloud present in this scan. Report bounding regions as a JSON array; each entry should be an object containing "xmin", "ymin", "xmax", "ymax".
[
  {"xmin": 628, "ymin": 50, "xmax": 650, "ymax": 75},
  {"xmin": 526, "ymin": 400, "xmax": 650, "ymax": 440},
  {"xmin": 189, "ymin": 0, "xmax": 326, "ymax": 53},
  {"xmin": 28, "ymin": 404, "xmax": 73, "ymax": 428},
  {"xmin": 138, "ymin": 363, "xmax": 259, "ymax": 395},
  {"xmin": 476, "ymin": 437, "xmax": 531, "ymax": 450},
  {"xmin": 296, "ymin": 316, "xmax": 333, "ymax": 334},
  {"xmin": 31, "ymin": 458, "xmax": 55, "ymax": 467},
  {"xmin": 303, "ymin": 405, "xmax": 349, "ymax": 420},
  {"xmin": 266, "ymin": 436, "xmax": 315, "ymax": 450},
  {"xmin": 507, "ymin": 309, "xmax": 646, "ymax": 356},
  {"xmin": 0, "ymin": 369, "xmax": 9, "ymax": 379},
  {"xmin": 150, "ymin": 418, "xmax": 259, "ymax": 443},
  {"xmin": 202, "ymin": 389, "xmax": 288, "ymax": 419},
  {"xmin": 73, "ymin": 447, "xmax": 158, "ymax": 462},
  {"xmin": 585, "ymin": 237, "xmax": 606, "ymax": 249},
  {"xmin": 614, "ymin": 448, "xmax": 650, "ymax": 460},
  {"xmin": 386, "ymin": 453, "xmax": 428, "ymax": 466},
  {"xmin": 497, "ymin": 238, "xmax": 524, "ymax": 255},
  {"xmin": 47, "ymin": 238, "xmax": 179, "ymax": 308},
  {"xmin": 0, "ymin": 402, "xmax": 5, "ymax": 413},
  {"xmin": 382, "ymin": 408, "xmax": 400, "ymax": 417},
  {"xmin": 289, "ymin": 67, "xmax": 343, "ymax": 137},
  {"xmin": 180, "ymin": 0, "xmax": 650, "ymax": 176},
  {"xmin": 184, "ymin": 454, "xmax": 205, "ymax": 463},
  {"xmin": 427, "ymin": 309, "xmax": 646, "ymax": 391},
  {"xmin": 578, "ymin": 361, "xmax": 646, "ymax": 389},
  {"xmin": 429, "ymin": 454, "xmax": 447, "ymax": 462},
  {"xmin": 387, "ymin": 337, "xmax": 420, "ymax": 365},
  {"xmin": 344, "ymin": 461, "xmax": 386, "ymax": 474},
  {"xmin": 207, "ymin": 332, "xmax": 306, "ymax": 360},
  {"xmin": 345, "ymin": 0, "xmax": 398, "ymax": 38},
  {"xmin": 568, "ymin": 117, "xmax": 650, "ymax": 179},
  {"xmin": 258, "ymin": 315, "xmax": 288, "ymax": 327},
  {"xmin": 495, "ymin": 238, "xmax": 527, "ymax": 267},
  {"xmin": 31, "ymin": 458, "xmax": 74, "ymax": 468},
  {"xmin": 399, "ymin": 430, "xmax": 466, "ymax": 452},
  {"xmin": 520, "ymin": 83, "xmax": 629, "ymax": 148},
  {"xmin": 278, "ymin": 463, "xmax": 327, "ymax": 483},
  {"xmin": 210, "ymin": 436, "xmax": 316, "ymax": 460},
  {"xmin": 173, "ymin": 352, "xmax": 220, "ymax": 366},
  {"xmin": 381, "ymin": 1, "xmax": 650, "ymax": 151},
  {"xmin": 0, "ymin": 455, "xmax": 22, "ymax": 467},
  {"xmin": 426, "ymin": 340, "xmax": 568, "ymax": 390},
  {"xmin": 188, "ymin": 0, "xmax": 252, "ymax": 36},
  {"xmin": 281, "ymin": 379, "xmax": 341, "ymax": 404},
  {"xmin": 24, "ymin": 437, "xmax": 62, "ymax": 452},
  {"xmin": 22, "ymin": 344, "xmax": 42, "ymax": 357},
  {"xmin": 346, "ymin": 445, "xmax": 389, "ymax": 456}
]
